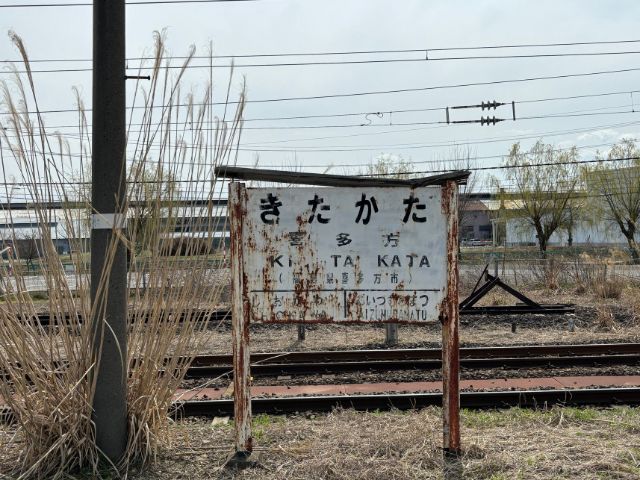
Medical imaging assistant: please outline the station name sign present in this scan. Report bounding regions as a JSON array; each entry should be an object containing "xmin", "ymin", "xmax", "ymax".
[{"xmin": 231, "ymin": 185, "xmax": 451, "ymax": 324}]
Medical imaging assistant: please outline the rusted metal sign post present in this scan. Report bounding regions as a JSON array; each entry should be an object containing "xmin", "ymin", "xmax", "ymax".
[{"xmin": 222, "ymin": 167, "xmax": 467, "ymax": 463}]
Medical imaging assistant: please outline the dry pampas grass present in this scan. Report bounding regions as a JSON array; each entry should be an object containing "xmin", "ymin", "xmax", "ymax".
[{"xmin": 0, "ymin": 31, "xmax": 244, "ymax": 478}]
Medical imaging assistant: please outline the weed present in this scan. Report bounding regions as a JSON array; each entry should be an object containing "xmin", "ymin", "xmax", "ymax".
[
  {"xmin": 595, "ymin": 305, "xmax": 616, "ymax": 331},
  {"xmin": 557, "ymin": 407, "xmax": 598, "ymax": 422},
  {"xmin": 253, "ymin": 414, "xmax": 273, "ymax": 428},
  {"xmin": 595, "ymin": 278, "xmax": 624, "ymax": 299},
  {"xmin": 0, "ymin": 31, "xmax": 245, "ymax": 479}
]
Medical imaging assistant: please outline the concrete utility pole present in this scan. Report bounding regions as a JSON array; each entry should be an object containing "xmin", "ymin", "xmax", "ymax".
[{"xmin": 91, "ymin": 0, "xmax": 128, "ymax": 463}]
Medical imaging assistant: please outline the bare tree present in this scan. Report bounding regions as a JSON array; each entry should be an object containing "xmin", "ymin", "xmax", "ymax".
[
  {"xmin": 127, "ymin": 160, "xmax": 179, "ymax": 255},
  {"xmin": 431, "ymin": 146, "xmax": 479, "ymax": 239},
  {"xmin": 496, "ymin": 141, "xmax": 579, "ymax": 255},
  {"xmin": 73, "ymin": 161, "xmax": 178, "ymax": 256},
  {"xmin": 362, "ymin": 153, "xmax": 415, "ymax": 178},
  {"xmin": 585, "ymin": 138, "xmax": 640, "ymax": 263},
  {"xmin": 361, "ymin": 150, "xmax": 478, "ymax": 245},
  {"xmin": 17, "ymin": 231, "xmax": 41, "ymax": 272}
]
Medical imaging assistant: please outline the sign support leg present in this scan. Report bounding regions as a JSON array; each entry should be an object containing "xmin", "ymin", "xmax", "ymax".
[
  {"xmin": 385, "ymin": 323, "xmax": 398, "ymax": 346},
  {"xmin": 230, "ymin": 302, "xmax": 253, "ymax": 462},
  {"xmin": 442, "ymin": 180, "xmax": 461, "ymax": 456},
  {"xmin": 227, "ymin": 182, "xmax": 254, "ymax": 468}
]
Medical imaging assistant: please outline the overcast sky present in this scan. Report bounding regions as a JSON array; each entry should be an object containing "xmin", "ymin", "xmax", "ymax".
[{"xmin": 2, "ymin": 0, "xmax": 640, "ymax": 198}]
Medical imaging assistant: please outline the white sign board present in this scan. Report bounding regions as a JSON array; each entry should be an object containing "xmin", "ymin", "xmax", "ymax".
[{"xmin": 233, "ymin": 186, "xmax": 450, "ymax": 323}]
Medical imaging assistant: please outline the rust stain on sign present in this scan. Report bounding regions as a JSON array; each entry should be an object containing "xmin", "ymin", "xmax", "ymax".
[{"xmin": 236, "ymin": 185, "xmax": 452, "ymax": 324}]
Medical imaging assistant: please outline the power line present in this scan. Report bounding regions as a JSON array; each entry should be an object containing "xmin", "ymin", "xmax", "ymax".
[
  {"xmin": 2, "ymin": 91, "xmax": 638, "ymax": 137},
  {"xmin": 0, "ymin": 138, "xmax": 625, "ymax": 171},
  {"xmin": 235, "ymin": 118, "xmax": 640, "ymax": 150},
  {"xmin": 1, "ymin": 155, "xmax": 638, "ymax": 187},
  {"xmin": 5, "ymin": 87, "xmax": 634, "ymax": 125},
  {"xmin": 366, "ymin": 156, "xmax": 640, "ymax": 176},
  {"xmin": 127, "ymin": 140, "xmax": 631, "ymax": 169},
  {"xmin": 0, "ymin": 0, "xmax": 256, "ymax": 8},
  {"xmin": 8, "ymin": 50, "xmax": 640, "ymax": 72},
  {"xmin": 2, "ymin": 82, "xmax": 639, "ymax": 125},
  {"xmin": 5, "ymin": 38, "xmax": 640, "ymax": 62},
  {"xmin": 4, "ymin": 119, "xmax": 640, "ymax": 159},
  {"xmin": 4, "ymin": 112, "xmax": 640, "ymax": 153},
  {"xmin": 3, "ymin": 108, "xmax": 636, "ymax": 134},
  {"xmin": 214, "ymin": 95, "xmax": 640, "ymax": 123},
  {"xmin": 237, "ymin": 119, "xmax": 640, "ymax": 146},
  {"xmin": 231, "ymin": 109, "xmax": 637, "ymax": 131},
  {"xmin": 1, "ymin": 64, "xmax": 640, "ymax": 111},
  {"xmin": 219, "ymin": 66, "xmax": 640, "ymax": 105}
]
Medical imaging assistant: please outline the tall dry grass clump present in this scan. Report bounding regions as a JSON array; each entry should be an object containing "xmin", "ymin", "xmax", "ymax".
[
  {"xmin": 529, "ymin": 256, "xmax": 565, "ymax": 290},
  {"xmin": 571, "ymin": 254, "xmax": 625, "ymax": 299},
  {"xmin": 0, "ymin": 31, "xmax": 244, "ymax": 478}
]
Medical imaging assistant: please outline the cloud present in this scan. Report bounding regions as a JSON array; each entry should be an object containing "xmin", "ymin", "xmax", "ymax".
[
  {"xmin": 617, "ymin": 132, "xmax": 640, "ymax": 141},
  {"xmin": 577, "ymin": 129, "xmax": 619, "ymax": 142}
]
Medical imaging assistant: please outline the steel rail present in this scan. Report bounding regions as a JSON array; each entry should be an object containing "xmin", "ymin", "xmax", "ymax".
[
  {"xmin": 183, "ymin": 353, "xmax": 640, "ymax": 378},
  {"xmin": 24, "ymin": 303, "xmax": 574, "ymax": 325},
  {"xmin": 3, "ymin": 344, "xmax": 638, "ymax": 383},
  {"xmin": 21, "ymin": 308, "xmax": 231, "ymax": 325},
  {"xmin": 189, "ymin": 343, "xmax": 640, "ymax": 366},
  {"xmin": 175, "ymin": 387, "xmax": 640, "ymax": 417}
]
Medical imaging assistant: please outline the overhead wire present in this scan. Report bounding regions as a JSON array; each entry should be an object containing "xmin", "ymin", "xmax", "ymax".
[
  {"xmin": 4, "ymin": 38, "xmax": 640, "ymax": 61},
  {"xmin": 234, "ymin": 119, "xmax": 640, "ymax": 151},
  {"xmin": 364, "ymin": 155, "xmax": 640, "ymax": 176},
  {"xmin": 1, "ymin": 64, "xmax": 639, "ymax": 111},
  {"xmin": 1, "ymin": 84, "xmax": 639, "ymax": 122},
  {"xmin": 3, "ymin": 118, "xmax": 640, "ymax": 159},
  {"xmin": 9, "ymin": 50, "xmax": 640, "ymax": 71},
  {"xmin": 1, "ymin": 153, "xmax": 637, "ymax": 187},
  {"xmin": 0, "ymin": 0, "xmax": 256, "ymax": 8},
  {"xmin": 1, "ymin": 92, "xmax": 638, "ymax": 137},
  {"xmin": 92, "ymin": 139, "xmax": 629, "ymax": 169}
]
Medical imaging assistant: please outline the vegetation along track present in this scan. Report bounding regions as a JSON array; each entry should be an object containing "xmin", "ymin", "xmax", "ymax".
[
  {"xmin": 3, "ymin": 387, "xmax": 638, "ymax": 425},
  {"xmin": 183, "ymin": 343, "xmax": 640, "ymax": 378}
]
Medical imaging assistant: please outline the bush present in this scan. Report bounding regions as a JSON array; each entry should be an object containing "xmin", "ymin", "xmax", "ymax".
[{"xmin": 594, "ymin": 278, "xmax": 624, "ymax": 299}]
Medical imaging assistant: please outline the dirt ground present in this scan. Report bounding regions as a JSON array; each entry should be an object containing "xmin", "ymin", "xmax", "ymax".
[
  {"xmin": 3, "ymin": 287, "xmax": 640, "ymax": 479},
  {"xmin": 131, "ymin": 406, "xmax": 640, "ymax": 479},
  {"xmin": 196, "ymin": 301, "xmax": 640, "ymax": 356},
  {"xmin": 181, "ymin": 286, "xmax": 640, "ymax": 355},
  {"xmin": 3, "ymin": 406, "xmax": 635, "ymax": 480}
]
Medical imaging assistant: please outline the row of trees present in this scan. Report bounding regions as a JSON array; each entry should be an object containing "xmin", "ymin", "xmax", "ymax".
[
  {"xmin": 497, "ymin": 138, "xmax": 640, "ymax": 262},
  {"xmin": 69, "ymin": 138, "xmax": 640, "ymax": 264}
]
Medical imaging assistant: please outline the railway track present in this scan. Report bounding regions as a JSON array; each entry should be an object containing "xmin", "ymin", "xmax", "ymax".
[
  {"xmin": 25, "ymin": 302, "xmax": 572, "ymax": 326},
  {"xmin": 2, "ymin": 343, "xmax": 638, "ymax": 423},
  {"xmin": 3, "ymin": 384, "xmax": 638, "ymax": 425},
  {"xmin": 2, "ymin": 343, "xmax": 637, "ymax": 382},
  {"xmin": 175, "ymin": 387, "xmax": 640, "ymax": 417},
  {"xmin": 184, "ymin": 343, "xmax": 640, "ymax": 378}
]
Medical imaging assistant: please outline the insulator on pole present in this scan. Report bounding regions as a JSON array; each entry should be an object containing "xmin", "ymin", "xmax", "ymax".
[
  {"xmin": 480, "ymin": 116, "xmax": 504, "ymax": 126},
  {"xmin": 481, "ymin": 100, "xmax": 505, "ymax": 110}
]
